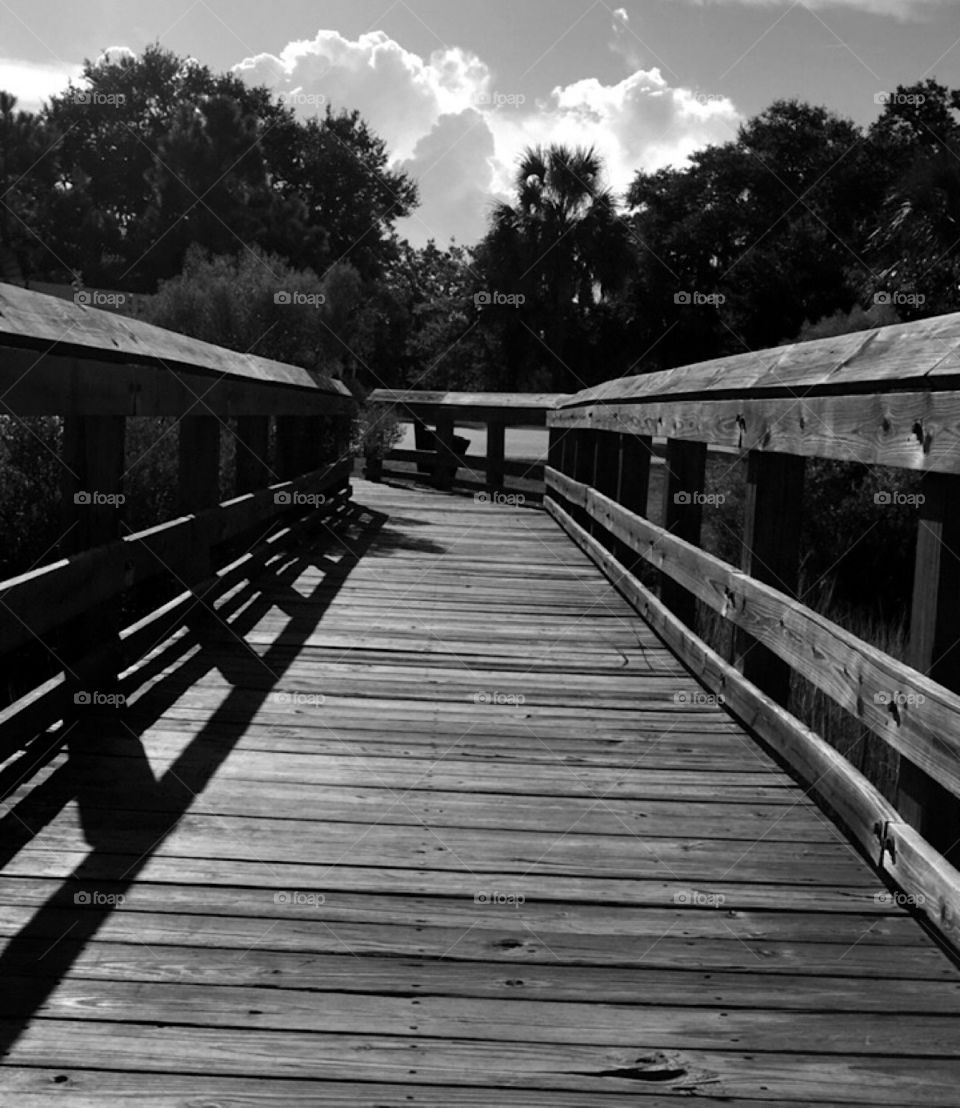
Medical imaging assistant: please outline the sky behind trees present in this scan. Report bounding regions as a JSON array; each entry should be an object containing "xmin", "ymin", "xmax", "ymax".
[{"xmin": 2, "ymin": 0, "xmax": 959, "ymax": 245}]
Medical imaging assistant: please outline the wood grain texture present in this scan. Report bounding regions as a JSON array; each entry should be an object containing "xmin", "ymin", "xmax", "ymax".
[{"xmin": 2, "ymin": 478, "xmax": 958, "ymax": 1105}]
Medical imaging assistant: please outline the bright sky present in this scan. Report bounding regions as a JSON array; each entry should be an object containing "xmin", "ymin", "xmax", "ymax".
[{"xmin": 2, "ymin": 0, "xmax": 959, "ymax": 247}]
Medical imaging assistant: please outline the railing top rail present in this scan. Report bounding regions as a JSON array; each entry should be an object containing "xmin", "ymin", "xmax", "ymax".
[
  {"xmin": 556, "ymin": 310, "xmax": 960, "ymax": 409},
  {"xmin": 369, "ymin": 389, "xmax": 569, "ymax": 410},
  {"xmin": 0, "ymin": 282, "xmax": 351, "ymax": 400}
]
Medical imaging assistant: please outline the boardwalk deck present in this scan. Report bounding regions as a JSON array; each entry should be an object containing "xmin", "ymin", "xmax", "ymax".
[{"xmin": 2, "ymin": 479, "xmax": 960, "ymax": 1105}]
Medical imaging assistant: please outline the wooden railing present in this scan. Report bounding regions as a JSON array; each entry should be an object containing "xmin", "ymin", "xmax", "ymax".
[
  {"xmin": 0, "ymin": 282, "xmax": 356, "ymax": 757},
  {"xmin": 364, "ymin": 390, "xmax": 567, "ymax": 497},
  {"xmin": 545, "ymin": 313, "xmax": 960, "ymax": 950}
]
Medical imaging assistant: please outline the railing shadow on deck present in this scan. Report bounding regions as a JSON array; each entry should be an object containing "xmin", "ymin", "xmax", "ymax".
[{"xmin": 0, "ymin": 499, "xmax": 419, "ymax": 1054}]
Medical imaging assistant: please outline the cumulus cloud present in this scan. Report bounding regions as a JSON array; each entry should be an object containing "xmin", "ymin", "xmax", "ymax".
[
  {"xmin": 397, "ymin": 109, "xmax": 498, "ymax": 246},
  {"xmin": 233, "ymin": 31, "xmax": 490, "ymax": 161},
  {"xmin": 489, "ymin": 70, "xmax": 740, "ymax": 202},
  {"xmin": 232, "ymin": 27, "xmax": 742, "ymax": 247},
  {"xmin": 95, "ymin": 46, "xmax": 138, "ymax": 67}
]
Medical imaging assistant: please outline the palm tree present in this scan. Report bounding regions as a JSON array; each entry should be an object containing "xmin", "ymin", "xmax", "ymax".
[{"xmin": 481, "ymin": 145, "xmax": 632, "ymax": 388}]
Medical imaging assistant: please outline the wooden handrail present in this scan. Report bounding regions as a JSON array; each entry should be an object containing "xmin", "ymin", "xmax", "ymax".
[
  {"xmin": 545, "ymin": 309, "xmax": 960, "ymax": 952},
  {"xmin": 0, "ymin": 282, "xmax": 357, "ymax": 749},
  {"xmin": 365, "ymin": 389, "xmax": 567, "ymax": 493}
]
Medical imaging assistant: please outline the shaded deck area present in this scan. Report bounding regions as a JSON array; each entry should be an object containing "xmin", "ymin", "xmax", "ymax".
[{"xmin": 2, "ymin": 479, "xmax": 960, "ymax": 1105}]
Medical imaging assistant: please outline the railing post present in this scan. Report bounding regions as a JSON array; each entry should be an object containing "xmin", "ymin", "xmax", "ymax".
[
  {"xmin": 179, "ymin": 415, "xmax": 220, "ymax": 585},
  {"xmin": 900, "ymin": 471, "xmax": 960, "ymax": 864},
  {"xmin": 661, "ymin": 439, "xmax": 707, "ymax": 626},
  {"xmin": 486, "ymin": 416, "xmax": 505, "ymax": 492},
  {"xmin": 593, "ymin": 430, "xmax": 619, "ymax": 548},
  {"xmin": 618, "ymin": 434, "xmax": 652, "ymax": 519},
  {"xmin": 364, "ymin": 403, "xmax": 384, "ymax": 482},
  {"xmin": 609, "ymin": 432, "xmax": 652, "ymax": 570},
  {"xmin": 235, "ymin": 415, "xmax": 272, "ymax": 494},
  {"xmin": 433, "ymin": 411, "xmax": 456, "ymax": 490},
  {"xmin": 60, "ymin": 414, "xmax": 126, "ymax": 698},
  {"xmin": 735, "ymin": 451, "xmax": 805, "ymax": 706},
  {"xmin": 275, "ymin": 415, "xmax": 313, "ymax": 481},
  {"xmin": 573, "ymin": 429, "xmax": 597, "ymax": 533}
]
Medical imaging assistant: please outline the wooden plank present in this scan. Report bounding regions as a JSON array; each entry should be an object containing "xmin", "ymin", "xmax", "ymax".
[
  {"xmin": 0, "ymin": 283, "xmax": 350, "ymax": 403},
  {"xmin": 552, "ymin": 311, "xmax": 960, "ymax": 403},
  {"xmin": 546, "ymin": 467, "xmax": 960, "ymax": 802},
  {"xmin": 4, "ymin": 939, "xmax": 954, "ymax": 1011},
  {"xmin": 0, "ymin": 460, "xmax": 351, "ymax": 654},
  {"xmin": 547, "ymin": 493, "xmax": 960, "ymax": 953},
  {"xmin": 4, "ymin": 1022, "xmax": 960, "ymax": 1103},
  {"xmin": 549, "ymin": 389, "xmax": 960, "ymax": 476}
]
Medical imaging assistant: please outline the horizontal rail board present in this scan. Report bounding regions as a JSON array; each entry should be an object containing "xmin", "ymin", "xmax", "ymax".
[
  {"xmin": 546, "ymin": 466, "xmax": 960, "ymax": 799},
  {"xmin": 0, "ymin": 284, "xmax": 351, "ymax": 406},
  {"xmin": 549, "ymin": 390, "xmax": 960, "ymax": 473},
  {"xmin": 0, "ymin": 460, "xmax": 351, "ymax": 655},
  {"xmin": 556, "ymin": 311, "xmax": 960, "ymax": 408},
  {"xmin": 369, "ymin": 390, "xmax": 566, "ymax": 424},
  {"xmin": 546, "ymin": 493, "xmax": 960, "ymax": 951},
  {"xmin": 0, "ymin": 348, "xmax": 355, "ymax": 417}
]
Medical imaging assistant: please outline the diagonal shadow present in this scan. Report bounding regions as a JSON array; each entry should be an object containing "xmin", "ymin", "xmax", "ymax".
[{"xmin": 0, "ymin": 496, "xmax": 446, "ymax": 1056}]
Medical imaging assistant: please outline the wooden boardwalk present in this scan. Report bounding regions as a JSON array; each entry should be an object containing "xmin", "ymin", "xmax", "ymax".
[{"xmin": 2, "ymin": 479, "xmax": 960, "ymax": 1105}]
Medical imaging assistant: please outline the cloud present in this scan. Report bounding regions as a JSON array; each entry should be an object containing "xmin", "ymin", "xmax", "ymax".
[
  {"xmin": 0, "ymin": 58, "xmax": 82, "ymax": 110},
  {"xmin": 234, "ymin": 28, "xmax": 742, "ymax": 248},
  {"xmin": 396, "ymin": 109, "xmax": 498, "ymax": 246},
  {"xmin": 95, "ymin": 46, "xmax": 138, "ymax": 67},
  {"xmin": 234, "ymin": 31, "xmax": 490, "ymax": 162},
  {"xmin": 488, "ymin": 69, "xmax": 740, "ymax": 203}
]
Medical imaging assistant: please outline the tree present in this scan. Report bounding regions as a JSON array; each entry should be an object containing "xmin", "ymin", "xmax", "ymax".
[
  {"xmin": 0, "ymin": 93, "xmax": 61, "ymax": 280},
  {"xmin": 625, "ymin": 100, "xmax": 881, "ymax": 368},
  {"xmin": 478, "ymin": 145, "xmax": 633, "ymax": 389},
  {"xmin": 36, "ymin": 45, "xmax": 418, "ymax": 290},
  {"xmin": 864, "ymin": 80, "xmax": 960, "ymax": 317}
]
